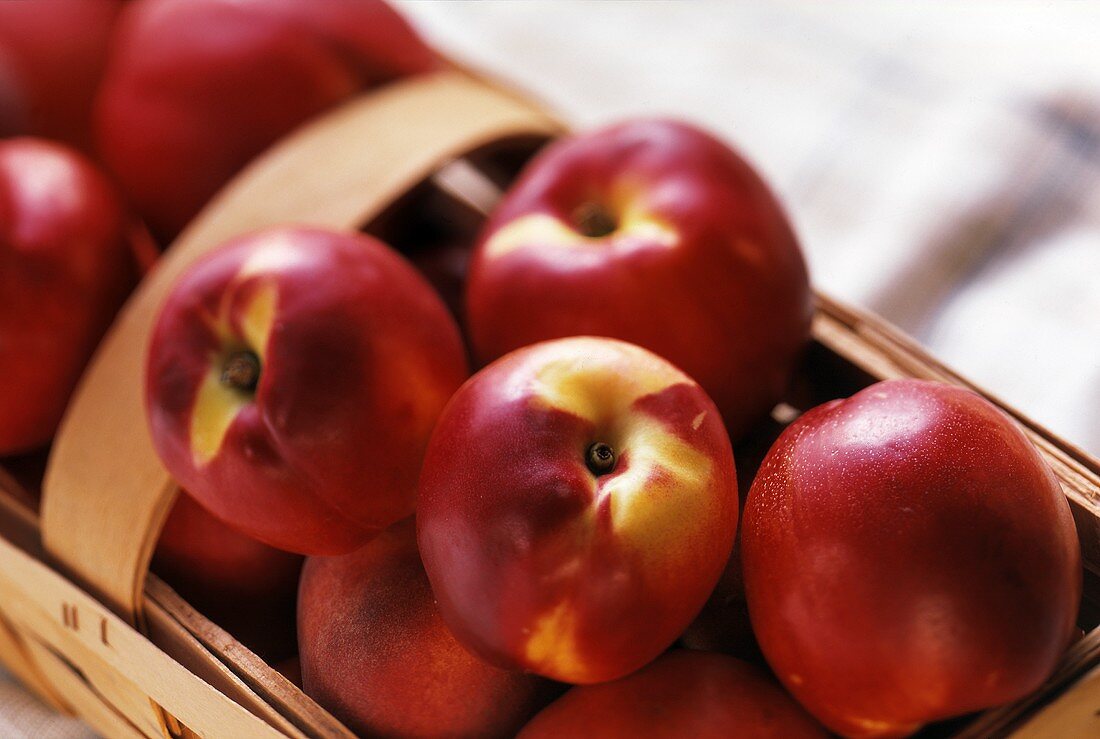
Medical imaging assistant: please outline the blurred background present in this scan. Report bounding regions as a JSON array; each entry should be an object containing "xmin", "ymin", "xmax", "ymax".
[
  {"xmin": 396, "ymin": 0, "xmax": 1100, "ymax": 459},
  {"xmin": 3, "ymin": 1, "xmax": 1099, "ymax": 736}
]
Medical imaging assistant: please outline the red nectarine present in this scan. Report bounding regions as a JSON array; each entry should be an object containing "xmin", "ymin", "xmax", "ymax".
[
  {"xmin": 519, "ymin": 650, "xmax": 825, "ymax": 738},
  {"xmin": 298, "ymin": 518, "xmax": 555, "ymax": 738},
  {"xmin": 153, "ymin": 493, "xmax": 302, "ymax": 660},
  {"xmin": 0, "ymin": 1, "xmax": 123, "ymax": 150},
  {"xmin": 0, "ymin": 138, "xmax": 139, "ymax": 454},
  {"xmin": 467, "ymin": 119, "xmax": 811, "ymax": 439},
  {"xmin": 417, "ymin": 337, "xmax": 738, "ymax": 684},
  {"xmin": 742, "ymin": 379, "xmax": 1081, "ymax": 736},
  {"xmin": 145, "ymin": 227, "xmax": 467, "ymax": 554},
  {"xmin": 95, "ymin": 0, "xmax": 437, "ymax": 239}
]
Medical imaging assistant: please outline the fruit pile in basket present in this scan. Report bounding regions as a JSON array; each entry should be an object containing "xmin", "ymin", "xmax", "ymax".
[{"xmin": 0, "ymin": 1, "xmax": 1083, "ymax": 737}]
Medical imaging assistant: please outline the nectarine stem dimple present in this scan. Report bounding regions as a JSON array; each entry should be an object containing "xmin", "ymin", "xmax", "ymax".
[
  {"xmin": 586, "ymin": 442, "xmax": 617, "ymax": 476},
  {"xmin": 221, "ymin": 351, "xmax": 261, "ymax": 393},
  {"xmin": 572, "ymin": 202, "xmax": 617, "ymax": 238}
]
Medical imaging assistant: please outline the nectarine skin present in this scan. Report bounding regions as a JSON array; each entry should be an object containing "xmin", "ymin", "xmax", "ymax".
[
  {"xmin": 298, "ymin": 518, "xmax": 555, "ymax": 738},
  {"xmin": 0, "ymin": 2, "xmax": 123, "ymax": 150},
  {"xmin": 146, "ymin": 228, "xmax": 467, "ymax": 554},
  {"xmin": 417, "ymin": 337, "xmax": 738, "ymax": 684},
  {"xmin": 467, "ymin": 119, "xmax": 811, "ymax": 439},
  {"xmin": 153, "ymin": 493, "xmax": 302, "ymax": 660},
  {"xmin": 742, "ymin": 379, "xmax": 1082, "ymax": 737},
  {"xmin": 0, "ymin": 138, "xmax": 139, "ymax": 454},
  {"xmin": 95, "ymin": 0, "xmax": 437, "ymax": 239},
  {"xmin": 519, "ymin": 650, "xmax": 825, "ymax": 738}
]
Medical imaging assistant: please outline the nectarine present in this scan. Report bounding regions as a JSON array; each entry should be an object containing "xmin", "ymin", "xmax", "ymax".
[
  {"xmin": 467, "ymin": 119, "xmax": 811, "ymax": 439},
  {"xmin": 146, "ymin": 227, "xmax": 467, "ymax": 554},
  {"xmin": 742, "ymin": 379, "xmax": 1081, "ymax": 736},
  {"xmin": 95, "ymin": 0, "xmax": 437, "ymax": 239},
  {"xmin": 153, "ymin": 493, "xmax": 302, "ymax": 660},
  {"xmin": 417, "ymin": 337, "xmax": 738, "ymax": 684},
  {"xmin": 519, "ymin": 650, "xmax": 825, "ymax": 738},
  {"xmin": 0, "ymin": 138, "xmax": 139, "ymax": 454},
  {"xmin": 298, "ymin": 518, "xmax": 554, "ymax": 738},
  {"xmin": 0, "ymin": 1, "xmax": 123, "ymax": 150}
]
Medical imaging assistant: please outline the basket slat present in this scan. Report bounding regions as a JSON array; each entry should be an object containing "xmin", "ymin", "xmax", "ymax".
[
  {"xmin": 20, "ymin": 638, "xmax": 145, "ymax": 739},
  {"xmin": 145, "ymin": 578, "xmax": 356, "ymax": 739},
  {"xmin": 0, "ymin": 613, "xmax": 70, "ymax": 715},
  {"xmin": 956, "ymin": 627, "xmax": 1100, "ymax": 737},
  {"xmin": 142, "ymin": 589, "xmax": 309, "ymax": 739},
  {"xmin": 0, "ymin": 530, "xmax": 287, "ymax": 737}
]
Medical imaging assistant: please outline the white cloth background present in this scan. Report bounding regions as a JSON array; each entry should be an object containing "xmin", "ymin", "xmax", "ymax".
[
  {"xmin": 397, "ymin": 0, "xmax": 1100, "ymax": 456},
  {"xmin": 4, "ymin": 2, "xmax": 1099, "ymax": 736}
]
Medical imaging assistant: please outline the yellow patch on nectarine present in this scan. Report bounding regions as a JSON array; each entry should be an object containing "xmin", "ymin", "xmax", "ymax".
[
  {"xmin": 524, "ymin": 600, "xmax": 589, "ymax": 683},
  {"xmin": 601, "ymin": 415, "xmax": 713, "ymax": 560},
  {"xmin": 528, "ymin": 338, "xmax": 717, "ymax": 569},
  {"xmin": 190, "ymin": 366, "xmax": 250, "ymax": 465},
  {"xmin": 484, "ymin": 214, "xmax": 589, "ymax": 258},
  {"xmin": 238, "ymin": 282, "xmax": 278, "ymax": 362},
  {"xmin": 616, "ymin": 211, "xmax": 678, "ymax": 248},
  {"xmin": 529, "ymin": 340, "xmax": 688, "ymax": 427},
  {"xmin": 188, "ymin": 285, "xmax": 276, "ymax": 465},
  {"xmin": 379, "ymin": 340, "xmax": 459, "ymax": 436},
  {"xmin": 483, "ymin": 210, "xmax": 677, "ymax": 259}
]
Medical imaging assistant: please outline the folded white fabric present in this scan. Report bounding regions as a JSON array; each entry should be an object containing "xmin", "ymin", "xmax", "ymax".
[{"xmin": 0, "ymin": 669, "xmax": 94, "ymax": 739}]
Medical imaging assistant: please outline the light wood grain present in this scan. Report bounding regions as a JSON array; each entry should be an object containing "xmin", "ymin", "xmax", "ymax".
[
  {"xmin": 0, "ymin": 612, "xmax": 70, "ymax": 715},
  {"xmin": 146, "ymin": 578, "xmax": 355, "ymax": 739},
  {"xmin": 143, "ymin": 584, "xmax": 309, "ymax": 738},
  {"xmin": 0, "ymin": 471, "xmax": 320, "ymax": 737},
  {"xmin": 0, "ymin": 528, "xmax": 289, "ymax": 737},
  {"xmin": 21, "ymin": 638, "xmax": 145, "ymax": 739}
]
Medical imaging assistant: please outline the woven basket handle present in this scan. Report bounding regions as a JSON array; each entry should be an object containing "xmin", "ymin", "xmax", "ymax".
[{"xmin": 40, "ymin": 70, "xmax": 562, "ymax": 622}]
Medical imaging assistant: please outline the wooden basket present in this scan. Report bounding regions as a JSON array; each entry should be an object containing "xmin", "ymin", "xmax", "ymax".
[{"xmin": 0, "ymin": 69, "xmax": 1098, "ymax": 738}]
